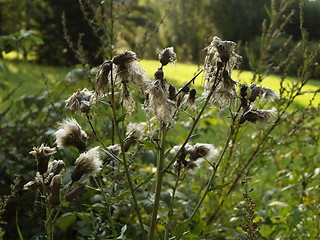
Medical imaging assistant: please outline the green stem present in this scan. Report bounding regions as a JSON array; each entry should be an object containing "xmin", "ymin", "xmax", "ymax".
[
  {"xmin": 93, "ymin": 177, "xmax": 117, "ymax": 237},
  {"xmin": 186, "ymin": 127, "xmax": 234, "ymax": 224},
  {"xmin": 109, "ymin": 70, "xmax": 146, "ymax": 239},
  {"xmin": 149, "ymin": 123, "xmax": 168, "ymax": 240},
  {"xmin": 164, "ymin": 169, "xmax": 184, "ymax": 240},
  {"xmin": 45, "ymin": 202, "xmax": 54, "ymax": 240}
]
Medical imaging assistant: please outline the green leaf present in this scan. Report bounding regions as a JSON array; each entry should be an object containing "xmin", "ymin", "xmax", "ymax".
[
  {"xmin": 162, "ymin": 169, "xmax": 178, "ymax": 178},
  {"xmin": 189, "ymin": 134, "xmax": 201, "ymax": 141},
  {"xmin": 209, "ymin": 182, "xmax": 230, "ymax": 192},
  {"xmin": 55, "ymin": 212, "xmax": 77, "ymax": 231},
  {"xmin": 114, "ymin": 190, "xmax": 131, "ymax": 202},
  {"xmin": 117, "ymin": 113, "xmax": 126, "ymax": 123},
  {"xmin": 136, "ymin": 139, "xmax": 157, "ymax": 150},
  {"xmin": 175, "ymin": 219, "xmax": 190, "ymax": 239},
  {"xmin": 16, "ymin": 211, "xmax": 24, "ymax": 240},
  {"xmin": 134, "ymin": 173, "xmax": 155, "ymax": 190},
  {"xmin": 185, "ymin": 201, "xmax": 193, "ymax": 218}
]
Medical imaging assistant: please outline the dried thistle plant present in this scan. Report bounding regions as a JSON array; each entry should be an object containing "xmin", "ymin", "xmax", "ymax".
[
  {"xmin": 239, "ymin": 171, "xmax": 260, "ymax": 240},
  {"xmin": 53, "ymin": 118, "xmax": 88, "ymax": 152}
]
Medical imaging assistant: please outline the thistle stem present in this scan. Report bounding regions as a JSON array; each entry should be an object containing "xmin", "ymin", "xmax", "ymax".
[{"xmin": 149, "ymin": 123, "xmax": 168, "ymax": 240}]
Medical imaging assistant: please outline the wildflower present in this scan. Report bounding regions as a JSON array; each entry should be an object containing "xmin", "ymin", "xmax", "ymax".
[
  {"xmin": 124, "ymin": 123, "xmax": 145, "ymax": 152},
  {"xmin": 144, "ymin": 79, "xmax": 177, "ymax": 124},
  {"xmin": 113, "ymin": 51, "xmax": 150, "ymax": 113},
  {"xmin": 248, "ymin": 84, "xmax": 263, "ymax": 102},
  {"xmin": 65, "ymin": 88, "xmax": 95, "ymax": 113},
  {"xmin": 103, "ymin": 144, "xmax": 121, "ymax": 164},
  {"xmin": 189, "ymin": 143, "xmax": 217, "ymax": 161},
  {"xmin": 53, "ymin": 118, "xmax": 88, "ymax": 152},
  {"xmin": 248, "ymin": 84, "xmax": 279, "ymax": 102},
  {"xmin": 261, "ymin": 87, "xmax": 280, "ymax": 101},
  {"xmin": 42, "ymin": 160, "xmax": 66, "ymax": 185},
  {"xmin": 172, "ymin": 143, "xmax": 217, "ymax": 172},
  {"xmin": 183, "ymin": 89, "xmax": 198, "ymax": 111},
  {"xmin": 71, "ymin": 147, "xmax": 102, "ymax": 181},
  {"xmin": 205, "ymin": 36, "xmax": 242, "ymax": 71},
  {"xmin": 23, "ymin": 174, "xmax": 42, "ymax": 191},
  {"xmin": 239, "ymin": 108, "xmax": 276, "ymax": 124},
  {"xmin": 168, "ymin": 84, "xmax": 177, "ymax": 101},
  {"xmin": 203, "ymin": 36, "xmax": 241, "ymax": 107},
  {"xmin": 96, "ymin": 60, "xmax": 112, "ymax": 96},
  {"xmin": 66, "ymin": 181, "xmax": 87, "ymax": 201},
  {"xmin": 158, "ymin": 47, "xmax": 177, "ymax": 66},
  {"xmin": 49, "ymin": 174, "xmax": 62, "ymax": 206},
  {"xmin": 29, "ymin": 144, "xmax": 56, "ymax": 175}
]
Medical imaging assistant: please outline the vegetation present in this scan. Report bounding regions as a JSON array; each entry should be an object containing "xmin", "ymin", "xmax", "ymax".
[{"xmin": 0, "ymin": 0, "xmax": 320, "ymax": 240}]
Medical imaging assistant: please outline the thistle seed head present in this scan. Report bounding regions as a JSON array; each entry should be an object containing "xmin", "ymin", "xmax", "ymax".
[
  {"xmin": 29, "ymin": 144, "xmax": 56, "ymax": 175},
  {"xmin": 72, "ymin": 147, "xmax": 102, "ymax": 181},
  {"xmin": 96, "ymin": 60, "xmax": 112, "ymax": 96},
  {"xmin": 65, "ymin": 88, "xmax": 96, "ymax": 113},
  {"xmin": 158, "ymin": 47, "xmax": 177, "ymax": 66},
  {"xmin": 239, "ymin": 108, "xmax": 276, "ymax": 124},
  {"xmin": 53, "ymin": 118, "xmax": 88, "ymax": 152}
]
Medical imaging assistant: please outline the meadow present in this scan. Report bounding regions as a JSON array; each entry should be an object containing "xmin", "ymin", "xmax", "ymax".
[
  {"xmin": 1, "ymin": 58, "xmax": 319, "ymax": 107},
  {"xmin": 1, "ymin": 50, "xmax": 319, "ymax": 239}
]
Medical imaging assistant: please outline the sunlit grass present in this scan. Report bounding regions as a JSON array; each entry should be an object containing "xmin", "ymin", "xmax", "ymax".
[{"xmin": 140, "ymin": 60, "xmax": 320, "ymax": 107}]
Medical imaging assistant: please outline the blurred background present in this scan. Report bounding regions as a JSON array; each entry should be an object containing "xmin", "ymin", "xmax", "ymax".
[{"xmin": 1, "ymin": 0, "xmax": 319, "ymax": 71}]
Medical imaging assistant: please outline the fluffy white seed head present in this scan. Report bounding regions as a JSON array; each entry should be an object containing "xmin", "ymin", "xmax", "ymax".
[
  {"xmin": 53, "ymin": 118, "xmax": 88, "ymax": 152},
  {"xmin": 72, "ymin": 146, "xmax": 102, "ymax": 181},
  {"xmin": 65, "ymin": 88, "xmax": 96, "ymax": 113}
]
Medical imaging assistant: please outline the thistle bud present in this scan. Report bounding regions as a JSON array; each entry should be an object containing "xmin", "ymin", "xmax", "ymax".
[
  {"xmin": 240, "ymin": 84, "xmax": 248, "ymax": 97},
  {"xmin": 66, "ymin": 181, "xmax": 87, "ymax": 201},
  {"xmin": 154, "ymin": 68, "xmax": 164, "ymax": 80},
  {"xmin": 49, "ymin": 174, "xmax": 62, "ymax": 206},
  {"xmin": 168, "ymin": 85, "xmax": 177, "ymax": 101}
]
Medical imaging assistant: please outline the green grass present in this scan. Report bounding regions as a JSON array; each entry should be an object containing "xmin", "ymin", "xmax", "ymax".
[
  {"xmin": 139, "ymin": 60, "xmax": 320, "ymax": 107},
  {"xmin": 1, "ymin": 58, "xmax": 319, "ymax": 107},
  {"xmin": 0, "ymin": 59, "xmax": 70, "ymax": 99}
]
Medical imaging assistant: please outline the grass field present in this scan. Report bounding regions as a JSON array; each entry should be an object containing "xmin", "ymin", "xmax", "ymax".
[{"xmin": 1, "ymin": 58, "xmax": 319, "ymax": 107}]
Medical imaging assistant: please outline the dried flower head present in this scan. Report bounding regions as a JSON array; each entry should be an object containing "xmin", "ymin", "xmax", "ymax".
[
  {"xmin": 49, "ymin": 174, "xmax": 62, "ymax": 206},
  {"xmin": 203, "ymin": 37, "xmax": 241, "ymax": 108},
  {"xmin": 53, "ymin": 118, "xmax": 88, "ymax": 152},
  {"xmin": 23, "ymin": 174, "xmax": 42, "ymax": 191},
  {"xmin": 72, "ymin": 147, "xmax": 102, "ymax": 181},
  {"xmin": 158, "ymin": 47, "xmax": 177, "ymax": 66},
  {"xmin": 65, "ymin": 88, "xmax": 96, "ymax": 113},
  {"xmin": 261, "ymin": 87, "xmax": 280, "ymax": 101},
  {"xmin": 248, "ymin": 84, "xmax": 279, "ymax": 102},
  {"xmin": 205, "ymin": 36, "xmax": 242, "ymax": 70},
  {"xmin": 144, "ymin": 79, "xmax": 177, "ymax": 124},
  {"xmin": 47, "ymin": 160, "xmax": 66, "ymax": 176},
  {"xmin": 103, "ymin": 144, "xmax": 121, "ymax": 164},
  {"xmin": 29, "ymin": 144, "xmax": 56, "ymax": 175},
  {"xmin": 239, "ymin": 108, "xmax": 276, "ymax": 124},
  {"xmin": 189, "ymin": 143, "xmax": 217, "ymax": 161},
  {"xmin": 123, "ymin": 123, "xmax": 145, "ymax": 152},
  {"xmin": 113, "ymin": 50, "xmax": 137, "ymax": 65},
  {"xmin": 172, "ymin": 143, "xmax": 217, "ymax": 172},
  {"xmin": 96, "ymin": 60, "xmax": 112, "ymax": 96}
]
